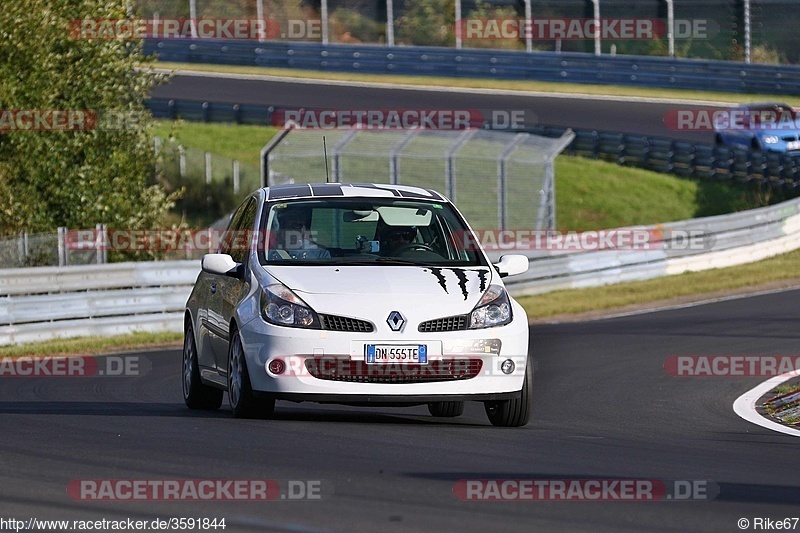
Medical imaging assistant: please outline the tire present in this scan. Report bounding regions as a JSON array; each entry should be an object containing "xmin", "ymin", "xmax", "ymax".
[
  {"xmin": 484, "ymin": 359, "xmax": 533, "ymax": 427},
  {"xmin": 182, "ymin": 325, "xmax": 223, "ymax": 410},
  {"xmin": 427, "ymin": 401, "xmax": 466, "ymax": 418},
  {"xmin": 752, "ymin": 137, "xmax": 762, "ymax": 151},
  {"xmin": 228, "ymin": 328, "xmax": 275, "ymax": 419},
  {"xmin": 715, "ymin": 134, "xmax": 725, "ymax": 146}
]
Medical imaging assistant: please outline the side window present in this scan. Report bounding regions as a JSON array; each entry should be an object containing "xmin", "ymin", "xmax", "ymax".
[
  {"xmin": 229, "ymin": 198, "xmax": 257, "ymax": 264},
  {"xmin": 219, "ymin": 200, "xmax": 249, "ymax": 256}
]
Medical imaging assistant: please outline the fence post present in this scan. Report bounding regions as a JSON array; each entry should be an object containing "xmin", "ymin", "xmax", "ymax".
[
  {"xmin": 591, "ymin": 0, "xmax": 601, "ymax": 55},
  {"xmin": 386, "ymin": 0, "xmax": 395, "ymax": 47},
  {"xmin": 524, "ymin": 0, "xmax": 532, "ymax": 53},
  {"xmin": 497, "ymin": 133, "xmax": 527, "ymax": 230},
  {"xmin": 320, "ymin": 0, "xmax": 329, "ymax": 44},
  {"xmin": 332, "ymin": 130, "xmax": 358, "ymax": 183},
  {"xmin": 57, "ymin": 227, "xmax": 67, "ymax": 267},
  {"xmin": 389, "ymin": 130, "xmax": 416, "ymax": 185},
  {"xmin": 454, "ymin": 0, "xmax": 462, "ymax": 50},
  {"xmin": 95, "ymin": 224, "xmax": 105, "ymax": 264},
  {"xmin": 17, "ymin": 232, "xmax": 24, "ymax": 266},
  {"xmin": 233, "ymin": 159, "xmax": 240, "ymax": 194},
  {"xmin": 179, "ymin": 145, "xmax": 186, "ymax": 178},
  {"xmin": 446, "ymin": 129, "xmax": 477, "ymax": 203},
  {"xmin": 256, "ymin": 0, "xmax": 266, "ymax": 42},
  {"xmin": 666, "ymin": 0, "xmax": 674, "ymax": 57},
  {"xmin": 205, "ymin": 151, "xmax": 212, "ymax": 184},
  {"xmin": 744, "ymin": 0, "xmax": 751, "ymax": 63},
  {"xmin": 188, "ymin": 0, "xmax": 198, "ymax": 38}
]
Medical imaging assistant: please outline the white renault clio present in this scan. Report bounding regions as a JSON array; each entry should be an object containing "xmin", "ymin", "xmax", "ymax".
[{"xmin": 183, "ymin": 183, "xmax": 532, "ymax": 426}]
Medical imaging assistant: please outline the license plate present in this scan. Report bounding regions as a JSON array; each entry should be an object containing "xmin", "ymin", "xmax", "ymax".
[{"xmin": 366, "ymin": 345, "xmax": 427, "ymax": 364}]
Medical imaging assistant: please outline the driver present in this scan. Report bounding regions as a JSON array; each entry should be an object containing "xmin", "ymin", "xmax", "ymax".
[{"xmin": 384, "ymin": 226, "xmax": 417, "ymax": 255}]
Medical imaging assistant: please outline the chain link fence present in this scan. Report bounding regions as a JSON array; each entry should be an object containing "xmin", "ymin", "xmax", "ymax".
[{"xmin": 264, "ymin": 128, "xmax": 574, "ymax": 231}]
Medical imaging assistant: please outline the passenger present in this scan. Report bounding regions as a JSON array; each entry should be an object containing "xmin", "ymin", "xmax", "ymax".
[{"xmin": 271, "ymin": 207, "xmax": 331, "ymax": 260}]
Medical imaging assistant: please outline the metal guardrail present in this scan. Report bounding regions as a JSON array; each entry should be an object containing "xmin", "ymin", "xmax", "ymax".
[
  {"xmin": 147, "ymin": 98, "xmax": 800, "ymax": 190},
  {"xmin": 143, "ymin": 39, "xmax": 800, "ymax": 95},
  {"xmin": 0, "ymin": 261, "xmax": 198, "ymax": 345},
  {"xmin": 2, "ymin": 198, "xmax": 800, "ymax": 345},
  {"xmin": 500, "ymin": 196, "xmax": 800, "ymax": 295}
]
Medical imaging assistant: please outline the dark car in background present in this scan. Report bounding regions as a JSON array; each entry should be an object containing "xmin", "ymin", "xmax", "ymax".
[{"xmin": 714, "ymin": 102, "xmax": 800, "ymax": 153}]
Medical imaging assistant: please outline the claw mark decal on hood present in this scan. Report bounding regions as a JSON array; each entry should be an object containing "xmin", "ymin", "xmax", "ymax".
[
  {"xmin": 427, "ymin": 268, "xmax": 491, "ymax": 299},
  {"xmin": 429, "ymin": 268, "xmax": 449, "ymax": 294},
  {"xmin": 453, "ymin": 269, "xmax": 469, "ymax": 300},
  {"xmin": 477, "ymin": 270, "xmax": 488, "ymax": 293}
]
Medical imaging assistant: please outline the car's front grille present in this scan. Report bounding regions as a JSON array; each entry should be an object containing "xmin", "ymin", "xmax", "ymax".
[
  {"xmin": 304, "ymin": 358, "xmax": 483, "ymax": 383},
  {"xmin": 418, "ymin": 314, "xmax": 468, "ymax": 332},
  {"xmin": 320, "ymin": 314, "xmax": 374, "ymax": 332}
]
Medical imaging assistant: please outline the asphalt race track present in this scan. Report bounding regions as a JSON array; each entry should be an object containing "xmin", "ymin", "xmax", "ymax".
[
  {"xmin": 152, "ymin": 73, "xmax": 718, "ymax": 143},
  {"xmin": 2, "ymin": 288, "xmax": 798, "ymax": 532}
]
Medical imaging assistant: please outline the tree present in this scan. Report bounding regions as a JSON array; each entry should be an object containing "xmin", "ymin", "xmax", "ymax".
[{"xmin": 0, "ymin": 0, "xmax": 175, "ymax": 236}]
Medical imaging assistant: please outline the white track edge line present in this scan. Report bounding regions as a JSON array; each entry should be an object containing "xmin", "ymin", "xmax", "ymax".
[{"xmin": 733, "ymin": 370, "xmax": 800, "ymax": 437}]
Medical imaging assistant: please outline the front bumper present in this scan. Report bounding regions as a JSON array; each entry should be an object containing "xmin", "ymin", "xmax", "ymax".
[{"xmin": 238, "ymin": 313, "xmax": 529, "ymax": 398}]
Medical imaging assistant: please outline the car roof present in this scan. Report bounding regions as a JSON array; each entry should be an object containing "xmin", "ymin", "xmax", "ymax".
[{"xmin": 262, "ymin": 182, "xmax": 448, "ymax": 202}]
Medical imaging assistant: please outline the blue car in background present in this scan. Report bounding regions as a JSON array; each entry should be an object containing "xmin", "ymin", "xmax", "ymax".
[{"xmin": 714, "ymin": 102, "xmax": 800, "ymax": 153}]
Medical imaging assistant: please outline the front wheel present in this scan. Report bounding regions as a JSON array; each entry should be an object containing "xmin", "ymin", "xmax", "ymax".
[
  {"xmin": 183, "ymin": 325, "xmax": 223, "ymax": 410},
  {"xmin": 427, "ymin": 401, "xmax": 465, "ymax": 418},
  {"xmin": 484, "ymin": 359, "xmax": 533, "ymax": 427},
  {"xmin": 228, "ymin": 328, "xmax": 275, "ymax": 419}
]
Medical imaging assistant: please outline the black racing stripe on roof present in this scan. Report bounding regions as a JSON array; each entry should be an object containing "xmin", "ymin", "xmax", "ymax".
[
  {"xmin": 398, "ymin": 189, "xmax": 440, "ymax": 199},
  {"xmin": 310, "ymin": 183, "xmax": 344, "ymax": 196},
  {"xmin": 268, "ymin": 184, "xmax": 313, "ymax": 200},
  {"xmin": 352, "ymin": 183, "xmax": 402, "ymax": 196}
]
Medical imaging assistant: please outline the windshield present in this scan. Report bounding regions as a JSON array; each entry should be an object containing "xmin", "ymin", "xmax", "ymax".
[{"xmin": 258, "ymin": 197, "xmax": 485, "ymax": 267}]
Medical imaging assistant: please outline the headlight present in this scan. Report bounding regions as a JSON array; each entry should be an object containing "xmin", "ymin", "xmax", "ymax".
[
  {"xmin": 763, "ymin": 135, "xmax": 780, "ymax": 144},
  {"xmin": 261, "ymin": 283, "xmax": 320, "ymax": 329},
  {"xmin": 469, "ymin": 285, "xmax": 512, "ymax": 329}
]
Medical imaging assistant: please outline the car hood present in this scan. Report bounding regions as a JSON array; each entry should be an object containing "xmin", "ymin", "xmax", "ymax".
[{"xmin": 267, "ymin": 265, "xmax": 494, "ymax": 315}]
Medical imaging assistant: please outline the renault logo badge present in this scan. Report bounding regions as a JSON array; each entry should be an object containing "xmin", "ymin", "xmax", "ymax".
[{"xmin": 387, "ymin": 311, "xmax": 405, "ymax": 332}]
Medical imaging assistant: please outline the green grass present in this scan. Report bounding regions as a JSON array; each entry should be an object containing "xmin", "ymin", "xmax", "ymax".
[
  {"xmin": 772, "ymin": 384, "xmax": 800, "ymax": 396},
  {"xmin": 153, "ymin": 120, "xmax": 278, "ymax": 167},
  {"xmin": 519, "ymin": 248, "xmax": 800, "ymax": 319},
  {"xmin": 155, "ymin": 61, "xmax": 800, "ymax": 107},
  {"xmin": 0, "ymin": 331, "xmax": 182, "ymax": 358},
  {"xmin": 554, "ymin": 156, "xmax": 758, "ymax": 230}
]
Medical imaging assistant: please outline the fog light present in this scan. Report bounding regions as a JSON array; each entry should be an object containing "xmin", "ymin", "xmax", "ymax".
[
  {"xmin": 501, "ymin": 359, "xmax": 515, "ymax": 375},
  {"xmin": 267, "ymin": 359, "xmax": 285, "ymax": 375}
]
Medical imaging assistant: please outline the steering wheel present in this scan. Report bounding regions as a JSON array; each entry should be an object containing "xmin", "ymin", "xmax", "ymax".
[{"xmin": 392, "ymin": 243, "xmax": 438, "ymax": 254}]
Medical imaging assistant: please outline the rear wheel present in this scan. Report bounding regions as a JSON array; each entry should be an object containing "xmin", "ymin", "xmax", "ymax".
[
  {"xmin": 484, "ymin": 359, "xmax": 533, "ymax": 427},
  {"xmin": 427, "ymin": 401, "xmax": 465, "ymax": 418},
  {"xmin": 182, "ymin": 325, "xmax": 223, "ymax": 410},
  {"xmin": 228, "ymin": 328, "xmax": 275, "ymax": 419}
]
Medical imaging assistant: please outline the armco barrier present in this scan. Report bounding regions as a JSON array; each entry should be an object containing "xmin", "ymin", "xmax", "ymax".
[
  {"xmin": 146, "ymin": 98, "xmax": 800, "ymax": 190},
  {"xmin": 500, "ymin": 195, "xmax": 800, "ymax": 295},
  {"xmin": 3, "ymin": 198, "xmax": 800, "ymax": 345},
  {"xmin": 0, "ymin": 261, "xmax": 199, "ymax": 345},
  {"xmin": 143, "ymin": 39, "xmax": 800, "ymax": 95}
]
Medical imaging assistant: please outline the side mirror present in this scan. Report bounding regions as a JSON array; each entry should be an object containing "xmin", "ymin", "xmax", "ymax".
[
  {"xmin": 202, "ymin": 254, "xmax": 241, "ymax": 278},
  {"xmin": 494, "ymin": 254, "xmax": 529, "ymax": 278}
]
